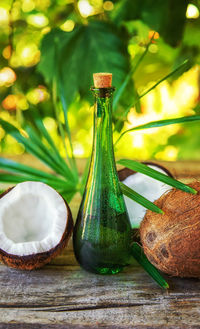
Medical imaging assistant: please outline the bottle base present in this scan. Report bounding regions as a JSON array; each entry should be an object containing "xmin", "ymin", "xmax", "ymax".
[
  {"xmin": 81, "ymin": 264, "xmax": 124, "ymax": 275},
  {"xmin": 96, "ymin": 266, "xmax": 124, "ymax": 275}
]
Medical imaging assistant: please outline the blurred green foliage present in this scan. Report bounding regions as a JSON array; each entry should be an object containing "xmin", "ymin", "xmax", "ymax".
[{"xmin": 0, "ymin": 0, "xmax": 200, "ymax": 160}]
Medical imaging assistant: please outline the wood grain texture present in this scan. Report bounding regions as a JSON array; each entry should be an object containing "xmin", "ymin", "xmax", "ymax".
[{"xmin": 0, "ymin": 159, "xmax": 200, "ymax": 328}]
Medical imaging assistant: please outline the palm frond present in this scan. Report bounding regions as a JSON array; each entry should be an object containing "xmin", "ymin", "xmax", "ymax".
[
  {"xmin": 0, "ymin": 119, "xmax": 59, "ymax": 172},
  {"xmin": 131, "ymin": 242, "xmax": 169, "ymax": 289},
  {"xmin": 113, "ymin": 32, "xmax": 155, "ymax": 110},
  {"xmin": 27, "ymin": 113, "xmax": 78, "ymax": 182},
  {"xmin": 118, "ymin": 159, "xmax": 197, "ymax": 194},
  {"xmin": 0, "ymin": 158, "xmax": 74, "ymax": 189},
  {"xmin": 115, "ymin": 115, "xmax": 200, "ymax": 146},
  {"xmin": 114, "ymin": 60, "xmax": 189, "ymax": 127},
  {"xmin": 120, "ymin": 182, "xmax": 163, "ymax": 213}
]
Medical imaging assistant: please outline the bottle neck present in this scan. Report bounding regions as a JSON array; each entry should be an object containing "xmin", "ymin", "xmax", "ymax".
[{"xmin": 90, "ymin": 87, "xmax": 116, "ymax": 171}]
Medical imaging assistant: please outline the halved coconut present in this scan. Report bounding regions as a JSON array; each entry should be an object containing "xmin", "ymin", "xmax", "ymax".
[
  {"xmin": 0, "ymin": 181, "xmax": 73, "ymax": 270},
  {"xmin": 118, "ymin": 162, "xmax": 173, "ymax": 228}
]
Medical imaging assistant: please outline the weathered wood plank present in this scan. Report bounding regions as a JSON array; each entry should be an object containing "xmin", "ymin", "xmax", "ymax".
[
  {"xmin": 0, "ymin": 301, "xmax": 200, "ymax": 328},
  {"xmin": 0, "ymin": 258, "xmax": 200, "ymax": 326},
  {"xmin": 0, "ymin": 324, "xmax": 199, "ymax": 329}
]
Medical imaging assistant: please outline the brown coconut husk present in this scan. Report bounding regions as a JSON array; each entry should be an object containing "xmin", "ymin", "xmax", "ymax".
[
  {"xmin": 140, "ymin": 181, "xmax": 200, "ymax": 278},
  {"xmin": 0, "ymin": 189, "xmax": 73, "ymax": 270}
]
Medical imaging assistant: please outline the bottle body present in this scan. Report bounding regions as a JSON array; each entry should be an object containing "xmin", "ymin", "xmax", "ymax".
[{"xmin": 73, "ymin": 87, "xmax": 132, "ymax": 274}]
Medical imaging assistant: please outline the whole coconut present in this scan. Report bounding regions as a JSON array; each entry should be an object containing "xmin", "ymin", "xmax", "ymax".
[{"xmin": 140, "ymin": 181, "xmax": 200, "ymax": 278}]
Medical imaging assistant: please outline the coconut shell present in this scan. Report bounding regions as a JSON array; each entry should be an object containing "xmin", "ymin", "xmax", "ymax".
[
  {"xmin": 0, "ymin": 188, "xmax": 73, "ymax": 270},
  {"xmin": 140, "ymin": 181, "xmax": 200, "ymax": 278}
]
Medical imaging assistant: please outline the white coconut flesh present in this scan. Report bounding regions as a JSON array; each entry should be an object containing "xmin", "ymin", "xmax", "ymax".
[
  {"xmin": 122, "ymin": 165, "xmax": 172, "ymax": 228},
  {"xmin": 0, "ymin": 181, "xmax": 68, "ymax": 256}
]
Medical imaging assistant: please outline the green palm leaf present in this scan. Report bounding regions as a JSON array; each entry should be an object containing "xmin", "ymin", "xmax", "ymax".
[
  {"xmin": 0, "ymin": 158, "xmax": 74, "ymax": 189},
  {"xmin": 0, "ymin": 173, "xmax": 74, "ymax": 192},
  {"xmin": 25, "ymin": 125, "xmax": 67, "ymax": 177},
  {"xmin": 113, "ymin": 32, "xmax": 155, "ymax": 111},
  {"xmin": 118, "ymin": 159, "xmax": 197, "ymax": 194},
  {"xmin": 0, "ymin": 119, "xmax": 62, "ymax": 175},
  {"xmin": 58, "ymin": 77, "xmax": 77, "ymax": 172},
  {"xmin": 115, "ymin": 115, "xmax": 200, "ymax": 146},
  {"xmin": 131, "ymin": 242, "xmax": 169, "ymax": 289},
  {"xmin": 120, "ymin": 182, "xmax": 163, "ymax": 213},
  {"xmin": 0, "ymin": 174, "xmax": 29, "ymax": 184},
  {"xmin": 32, "ymin": 111, "xmax": 68, "ymax": 165},
  {"xmin": 114, "ymin": 60, "xmax": 189, "ymax": 129},
  {"xmin": 26, "ymin": 116, "xmax": 77, "ymax": 182},
  {"xmin": 0, "ymin": 119, "xmax": 77, "ymax": 184}
]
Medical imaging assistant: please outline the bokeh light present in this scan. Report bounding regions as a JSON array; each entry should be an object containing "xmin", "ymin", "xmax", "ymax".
[
  {"xmin": 149, "ymin": 44, "xmax": 158, "ymax": 53},
  {"xmin": 149, "ymin": 30, "xmax": 159, "ymax": 40},
  {"xmin": 0, "ymin": 7, "xmax": 9, "ymax": 25},
  {"xmin": 60, "ymin": 20, "xmax": 75, "ymax": 32},
  {"xmin": 2, "ymin": 95, "xmax": 17, "ymax": 111},
  {"xmin": 27, "ymin": 14, "xmax": 49, "ymax": 28},
  {"xmin": 156, "ymin": 145, "xmax": 178, "ymax": 161},
  {"xmin": 103, "ymin": 1, "xmax": 114, "ymax": 11},
  {"xmin": 44, "ymin": 117, "xmax": 57, "ymax": 131},
  {"xmin": 17, "ymin": 43, "xmax": 41, "ymax": 67},
  {"xmin": 0, "ymin": 67, "xmax": 16, "ymax": 87},
  {"xmin": 186, "ymin": 4, "xmax": 199, "ymax": 19},
  {"xmin": 4, "ymin": 135, "xmax": 25, "ymax": 155},
  {"xmin": 78, "ymin": 0, "xmax": 94, "ymax": 17},
  {"xmin": 73, "ymin": 142, "xmax": 85, "ymax": 156},
  {"xmin": 2, "ymin": 45, "xmax": 12, "ymax": 60},
  {"xmin": 22, "ymin": 0, "xmax": 35, "ymax": 12},
  {"xmin": 26, "ymin": 86, "xmax": 49, "ymax": 104},
  {"xmin": 2, "ymin": 94, "xmax": 28, "ymax": 111}
]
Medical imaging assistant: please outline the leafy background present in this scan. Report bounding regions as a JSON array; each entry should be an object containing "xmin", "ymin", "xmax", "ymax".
[{"xmin": 0, "ymin": 0, "xmax": 200, "ymax": 161}]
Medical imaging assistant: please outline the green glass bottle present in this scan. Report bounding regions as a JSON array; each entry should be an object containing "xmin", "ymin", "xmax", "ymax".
[{"xmin": 73, "ymin": 73, "xmax": 132, "ymax": 275}]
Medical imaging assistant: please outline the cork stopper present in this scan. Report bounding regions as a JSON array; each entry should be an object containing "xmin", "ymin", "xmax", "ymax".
[{"xmin": 93, "ymin": 73, "xmax": 112, "ymax": 88}]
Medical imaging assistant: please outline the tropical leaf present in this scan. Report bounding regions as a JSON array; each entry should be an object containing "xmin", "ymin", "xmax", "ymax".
[
  {"xmin": 0, "ymin": 119, "xmax": 58, "ymax": 173},
  {"xmin": 59, "ymin": 189, "xmax": 76, "ymax": 203},
  {"xmin": 115, "ymin": 60, "xmax": 189, "ymax": 126},
  {"xmin": 31, "ymin": 108, "xmax": 78, "ymax": 180},
  {"xmin": 38, "ymin": 21, "xmax": 131, "ymax": 106},
  {"xmin": 0, "ymin": 158, "xmax": 74, "ymax": 189},
  {"xmin": 138, "ymin": 60, "xmax": 189, "ymax": 99},
  {"xmin": 0, "ymin": 173, "xmax": 31, "ymax": 184},
  {"xmin": 37, "ymin": 28, "xmax": 77, "ymax": 85},
  {"xmin": 113, "ymin": 32, "xmax": 155, "ymax": 130},
  {"xmin": 131, "ymin": 242, "xmax": 169, "ymax": 289},
  {"xmin": 112, "ymin": 0, "xmax": 189, "ymax": 46},
  {"xmin": 52, "ymin": 57, "xmax": 78, "ymax": 177},
  {"xmin": 24, "ymin": 125, "xmax": 67, "ymax": 176},
  {"xmin": 0, "ymin": 119, "xmax": 77, "ymax": 184},
  {"xmin": 120, "ymin": 182, "xmax": 163, "ymax": 213},
  {"xmin": 115, "ymin": 115, "xmax": 200, "ymax": 146},
  {"xmin": 0, "ymin": 172, "xmax": 74, "ymax": 192},
  {"xmin": 115, "ymin": 59, "xmax": 188, "ymax": 131},
  {"xmin": 58, "ymin": 76, "xmax": 77, "ymax": 170},
  {"xmin": 118, "ymin": 159, "xmax": 197, "ymax": 194},
  {"xmin": 31, "ymin": 112, "xmax": 66, "ymax": 165}
]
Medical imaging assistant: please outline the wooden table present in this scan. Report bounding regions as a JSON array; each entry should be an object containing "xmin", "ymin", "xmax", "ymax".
[{"xmin": 1, "ymin": 160, "xmax": 200, "ymax": 328}]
